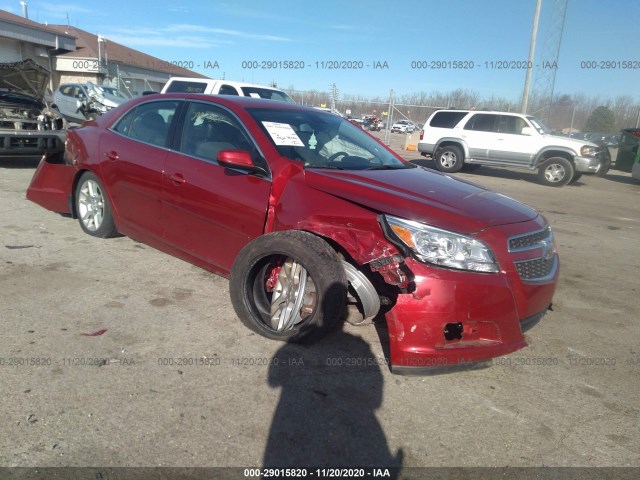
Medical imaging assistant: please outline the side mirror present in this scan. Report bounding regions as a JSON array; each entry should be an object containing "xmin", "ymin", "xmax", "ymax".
[
  {"xmin": 521, "ymin": 127, "xmax": 535, "ymax": 136},
  {"xmin": 217, "ymin": 150, "xmax": 267, "ymax": 176}
]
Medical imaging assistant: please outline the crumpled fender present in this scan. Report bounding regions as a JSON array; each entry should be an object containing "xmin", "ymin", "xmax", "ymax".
[{"xmin": 266, "ymin": 163, "xmax": 409, "ymax": 287}]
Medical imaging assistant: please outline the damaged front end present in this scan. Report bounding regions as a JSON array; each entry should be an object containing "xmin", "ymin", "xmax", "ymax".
[{"xmin": 1, "ymin": 59, "xmax": 65, "ymax": 158}]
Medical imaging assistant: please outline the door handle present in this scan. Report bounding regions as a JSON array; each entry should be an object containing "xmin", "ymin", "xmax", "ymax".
[
  {"xmin": 105, "ymin": 150, "xmax": 119, "ymax": 160},
  {"xmin": 167, "ymin": 173, "xmax": 186, "ymax": 185}
]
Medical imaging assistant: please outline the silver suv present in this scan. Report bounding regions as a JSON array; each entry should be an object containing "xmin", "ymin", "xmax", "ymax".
[{"xmin": 417, "ymin": 110, "xmax": 609, "ymax": 187}]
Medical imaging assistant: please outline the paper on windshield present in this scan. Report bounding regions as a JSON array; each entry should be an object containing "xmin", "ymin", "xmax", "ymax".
[{"xmin": 262, "ymin": 122, "xmax": 305, "ymax": 146}]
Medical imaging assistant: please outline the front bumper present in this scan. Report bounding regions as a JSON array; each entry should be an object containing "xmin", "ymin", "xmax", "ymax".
[
  {"xmin": 574, "ymin": 154, "xmax": 603, "ymax": 173},
  {"xmin": 383, "ymin": 217, "xmax": 558, "ymax": 374}
]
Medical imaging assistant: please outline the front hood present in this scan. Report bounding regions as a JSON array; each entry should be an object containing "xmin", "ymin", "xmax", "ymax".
[
  {"xmin": 0, "ymin": 91, "xmax": 43, "ymax": 111},
  {"xmin": 0, "ymin": 59, "xmax": 50, "ymax": 100},
  {"xmin": 304, "ymin": 166, "xmax": 537, "ymax": 234},
  {"xmin": 544, "ymin": 134, "xmax": 598, "ymax": 149},
  {"xmin": 99, "ymin": 93, "xmax": 127, "ymax": 108}
]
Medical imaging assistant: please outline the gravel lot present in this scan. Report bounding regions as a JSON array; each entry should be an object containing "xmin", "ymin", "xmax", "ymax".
[{"xmin": 1, "ymin": 136, "xmax": 639, "ymax": 475}]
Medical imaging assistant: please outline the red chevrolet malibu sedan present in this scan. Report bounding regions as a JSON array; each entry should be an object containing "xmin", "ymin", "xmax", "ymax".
[{"xmin": 27, "ymin": 93, "xmax": 558, "ymax": 374}]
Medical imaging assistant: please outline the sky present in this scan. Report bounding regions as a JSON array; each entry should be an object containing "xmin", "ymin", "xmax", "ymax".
[{"xmin": 3, "ymin": 0, "xmax": 639, "ymax": 103}]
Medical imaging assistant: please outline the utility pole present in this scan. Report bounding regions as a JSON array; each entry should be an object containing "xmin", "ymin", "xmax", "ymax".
[
  {"xmin": 384, "ymin": 90, "xmax": 394, "ymax": 146},
  {"xmin": 521, "ymin": 0, "xmax": 542, "ymax": 114},
  {"xmin": 330, "ymin": 83, "xmax": 339, "ymax": 114}
]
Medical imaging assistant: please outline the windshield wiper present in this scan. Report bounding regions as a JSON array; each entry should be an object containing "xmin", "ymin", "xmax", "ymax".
[
  {"xmin": 364, "ymin": 164, "xmax": 408, "ymax": 170},
  {"xmin": 306, "ymin": 164, "xmax": 345, "ymax": 170}
]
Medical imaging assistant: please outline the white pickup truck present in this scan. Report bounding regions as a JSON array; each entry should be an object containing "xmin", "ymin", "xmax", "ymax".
[{"xmin": 161, "ymin": 77, "xmax": 294, "ymax": 103}]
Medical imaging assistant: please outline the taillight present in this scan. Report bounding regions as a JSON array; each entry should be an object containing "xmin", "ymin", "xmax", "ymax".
[{"xmin": 419, "ymin": 130, "xmax": 424, "ymax": 140}]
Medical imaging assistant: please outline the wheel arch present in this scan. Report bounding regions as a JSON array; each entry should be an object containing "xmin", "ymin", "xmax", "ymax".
[
  {"xmin": 434, "ymin": 138, "xmax": 468, "ymax": 158},
  {"xmin": 534, "ymin": 147, "xmax": 575, "ymax": 167}
]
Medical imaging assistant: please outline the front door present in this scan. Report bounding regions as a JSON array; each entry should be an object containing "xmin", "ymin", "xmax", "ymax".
[{"xmin": 488, "ymin": 114, "xmax": 538, "ymax": 165}]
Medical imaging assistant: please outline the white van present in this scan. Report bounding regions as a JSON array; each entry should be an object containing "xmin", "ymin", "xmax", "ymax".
[{"xmin": 161, "ymin": 77, "xmax": 294, "ymax": 103}]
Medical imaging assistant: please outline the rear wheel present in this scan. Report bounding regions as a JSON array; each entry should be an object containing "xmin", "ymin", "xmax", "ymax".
[
  {"xmin": 230, "ymin": 231, "xmax": 347, "ymax": 342},
  {"xmin": 538, "ymin": 157, "xmax": 574, "ymax": 187},
  {"xmin": 75, "ymin": 172, "xmax": 118, "ymax": 237},
  {"xmin": 434, "ymin": 145, "xmax": 464, "ymax": 173}
]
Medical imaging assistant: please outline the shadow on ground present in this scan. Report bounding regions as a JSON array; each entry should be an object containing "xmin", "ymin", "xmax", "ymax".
[{"xmin": 263, "ymin": 321, "xmax": 403, "ymax": 473}]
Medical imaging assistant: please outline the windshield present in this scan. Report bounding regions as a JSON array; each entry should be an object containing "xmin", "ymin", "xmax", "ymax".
[
  {"xmin": 88, "ymin": 83, "xmax": 127, "ymax": 99},
  {"xmin": 248, "ymin": 108, "xmax": 413, "ymax": 170},
  {"xmin": 528, "ymin": 116, "xmax": 551, "ymax": 135},
  {"xmin": 97, "ymin": 86, "xmax": 127, "ymax": 98}
]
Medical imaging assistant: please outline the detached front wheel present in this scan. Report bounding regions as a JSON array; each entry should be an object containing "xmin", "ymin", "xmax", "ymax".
[{"xmin": 230, "ymin": 231, "xmax": 347, "ymax": 342}]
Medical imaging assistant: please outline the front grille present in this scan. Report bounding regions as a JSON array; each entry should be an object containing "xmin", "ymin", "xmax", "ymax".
[
  {"xmin": 509, "ymin": 225, "xmax": 557, "ymax": 281},
  {"xmin": 509, "ymin": 226, "xmax": 552, "ymax": 251},
  {"xmin": 514, "ymin": 256, "xmax": 556, "ymax": 280}
]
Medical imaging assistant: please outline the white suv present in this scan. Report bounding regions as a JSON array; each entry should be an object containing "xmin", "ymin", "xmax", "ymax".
[
  {"xmin": 161, "ymin": 77, "xmax": 294, "ymax": 103},
  {"xmin": 417, "ymin": 110, "xmax": 609, "ymax": 186}
]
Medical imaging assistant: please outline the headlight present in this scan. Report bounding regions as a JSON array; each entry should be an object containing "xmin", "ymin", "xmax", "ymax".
[
  {"xmin": 383, "ymin": 215, "xmax": 499, "ymax": 273},
  {"xmin": 580, "ymin": 145, "xmax": 599, "ymax": 156}
]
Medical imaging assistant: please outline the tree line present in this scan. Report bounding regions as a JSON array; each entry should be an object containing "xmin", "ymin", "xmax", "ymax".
[{"xmin": 284, "ymin": 86, "xmax": 639, "ymax": 133}]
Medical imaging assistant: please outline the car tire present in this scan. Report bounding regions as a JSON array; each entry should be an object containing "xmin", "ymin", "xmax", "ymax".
[
  {"xmin": 435, "ymin": 145, "xmax": 464, "ymax": 173},
  {"xmin": 75, "ymin": 172, "xmax": 118, "ymax": 238},
  {"xmin": 596, "ymin": 158, "xmax": 611, "ymax": 177},
  {"xmin": 229, "ymin": 231, "xmax": 347, "ymax": 342},
  {"xmin": 538, "ymin": 157, "xmax": 574, "ymax": 187}
]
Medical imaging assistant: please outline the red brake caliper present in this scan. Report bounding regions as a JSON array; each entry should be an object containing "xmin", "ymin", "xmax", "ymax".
[{"xmin": 264, "ymin": 258, "xmax": 284, "ymax": 292}]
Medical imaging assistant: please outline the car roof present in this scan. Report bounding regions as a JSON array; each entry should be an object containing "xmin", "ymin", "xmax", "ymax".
[
  {"xmin": 140, "ymin": 92, "xmax": 313, "ymax": 112},
  {"xmin": 433, "ymin": 109, "xmax": 527, "ymax": 116},
  {"xmin": 166, "ymin": 77, "xmax": 286, "ymax": 91}
]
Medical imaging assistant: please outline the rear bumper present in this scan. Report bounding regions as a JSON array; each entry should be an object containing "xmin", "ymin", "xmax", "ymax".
[
  {"xmin": 417, "ymin": 142, "xmax": 435, "ymax": 155},
  {"xmin": 26, "ymin": 153, "xmax": 77, "ymax": 214}
]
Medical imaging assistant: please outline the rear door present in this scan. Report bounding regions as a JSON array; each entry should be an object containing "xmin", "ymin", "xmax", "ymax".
[
  {"xmin": 99, "ymin": 100, "xmax": 181, "ymax": 239},
  {"xmin": 461, "ymin": 113, "xmax": 497, "ymax": 160},
  {"xmin": 161, "ymin": 101, "xmax": 271, "ymax": 273}
]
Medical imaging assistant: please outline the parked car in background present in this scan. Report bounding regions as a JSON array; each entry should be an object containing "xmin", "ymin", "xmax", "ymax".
[
  {"xmin": 418, "ymin": 109, "xmax": 609, "ymax": 187},
  {"xmin": 52, "ymin": 82, "xmax": 128, "ymax": 123},
  {"xmin": 361, "ymin": 115, "xmax": 382, "ymax": 131},
  {"xmin": 390, "ymin": 119, "xmax": 415, "ymax": 134},
  {"xmin": 161, "ymin": 77, "xmax": 294, "ymax": 103},
  {"xmin": 27, "ymin": 94, "xmax": 558, "ymax": 374}
]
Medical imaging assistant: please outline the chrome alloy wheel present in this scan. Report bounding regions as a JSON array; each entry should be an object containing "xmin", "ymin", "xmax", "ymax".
[
  {"xmin": 269, "ymin": 258, "xmax": 318, "ymax": 332},
  {"xmin": 77, "ymin": 179, "xmax": 105, "ymax": 232},
  {"xmin": 440, "ymin": 151, "xmax": 458, "ymax": 169},
  {"xmin": 544, "ymin": 163, "xmax": 566, "ymax": 183}
]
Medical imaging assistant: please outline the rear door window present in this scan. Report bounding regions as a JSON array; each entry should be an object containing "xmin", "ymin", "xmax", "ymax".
[
  {"xmin": 464, "ymin": 114, "xmax": 498, "ymax": 132},
  {"xmin": 165, "ymin": 81, "xmax": 208, "ymax": 94},
  {"xmin": 113, "ymin": 101, "xmax": 180, "ymax": 147},
  {"xmin": 218, "ymin": 84, "xmax": 241, "ymax": 96}
]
